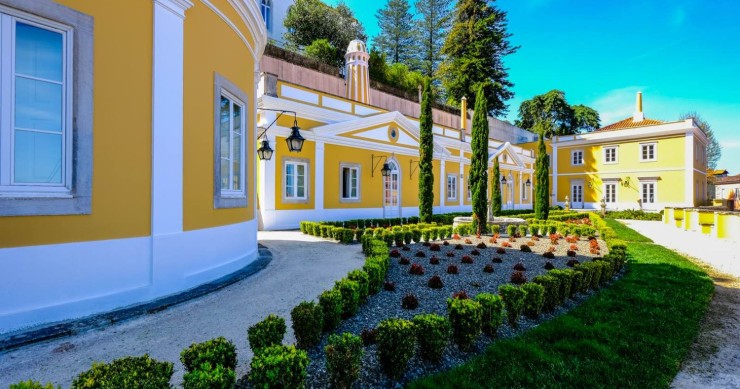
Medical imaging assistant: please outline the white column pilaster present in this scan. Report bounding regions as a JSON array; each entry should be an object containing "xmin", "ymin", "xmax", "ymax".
[
  {"xmin": 315, "ymin": 141, "xmax": 325, "ymax": 214},
  {"xmin": 552, "ymin": 143, "xmax": 558, "ymax": 206},
  {"xmin": 685, "ymin": 132, "xmax": 694, "ymax": 207},
  {"xmin": 459, "ymin": 149, "xmax": 464, "ymax": 209},
  {"xmin": 439, "ymin": 160, "xmax": 446, "ymax": 213}
]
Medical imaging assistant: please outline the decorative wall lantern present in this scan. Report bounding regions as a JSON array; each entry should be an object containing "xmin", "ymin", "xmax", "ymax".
[
  {"xmin": 501, "ymin": 176, "xmax": 507, "ymax": 185},
  {"xmin": 525, "ymin": 178, "xmax": 531, "ymax": 187},
  {"xmin": 371, "ymin": 154, "xmax": 390, "ymax": 177},
  {"xmin": 286, "ymin": 120, "xmax": 305, "ymax": 152},
  {"xmin": 256, "ymin": 109, "xmax": 304, "ymax": 160},
  {"xmin": 257, "ymin": 137, "xmax": 274, "ymax": 161}
]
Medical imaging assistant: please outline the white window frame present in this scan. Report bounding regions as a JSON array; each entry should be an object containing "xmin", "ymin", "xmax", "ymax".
[
  {"xmin": 213, "ymin": 73, "xmax": 249, "ymax": 209},
  {"xmin": 641, "ymin": 181, "xmax": 657, "ymax": 205},
  {"xmin": 219, "ymin": 90, "xmax": 246, "ymax": 197},
  {"xmin": 640, "ymin": 142, "xmax": 657, "ymax": 162},
  {"xmin": 339, "ymin": 163, "xmax": 360, "ymax": 202},
  {"xmin": 260, "ymin": 0, "xmax": 272, "ymax": 32},
  {"xmin": 0, "ymin": 1, "xmax": 93, "ymax": 217},
  {"xmin": 603, "ymin": 183, "xmax": 617, "ymax": 203},
  {"xmin": 466, "ymin": 177, "xmax": 472, "ymax": 200},
  {"xmin": 571, "ymin": 149, "xmax": 584, "ymax": 166},
  {"xmin": 522, "ymin": 179, "xmax": 528, "ymax": 200},
  {"xmin": 603, "ymin": 146, "xmax": 618, "ymax": 164},
  {"xmin": 447, "ymin": 174, "xmax": 457, "ymax": 200},
  {"xmin": 284, "ymin": 159, "xmax": 308, "ymax": 201}
]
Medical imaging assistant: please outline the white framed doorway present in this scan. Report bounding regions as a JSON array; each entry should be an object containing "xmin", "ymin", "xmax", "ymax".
[
  {"xmin": 383, "ymin": 159, "xmax": 401, "ymax": 218},
  {"xmin": 571, "ymin": 180, "xmax": 584, "ymax": 209}
]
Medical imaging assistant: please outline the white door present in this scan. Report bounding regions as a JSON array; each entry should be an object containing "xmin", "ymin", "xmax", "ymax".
[
  {"xmin": 383, "ymin": 160, "xmax": 401, "ymax": 218},
  {"xmin": 507, "ymin": 174, "xmax": 514, "ymax": 209},
  {"xmin": 571, "ymin": 183, "xmax": 584, "ymax": 208}
]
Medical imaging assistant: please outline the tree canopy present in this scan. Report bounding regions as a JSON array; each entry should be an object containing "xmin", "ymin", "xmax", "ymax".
[
  {"xmin": 438, "ymin": 0, "xmax": 518, "ymax": 116},
  {"xmin": 374, "ymin": 0, "xmax": 417, "ymax": 67},
  {"xmin": 413, "ymin": 0, "xmax": 453, "ymax": 77},
  {"xmin": 515, "ymin": 90, "xmax": 600, "ymax": 137},
  {"xmin": 418, "ymin": 78, "xmax": 435, "ymax": 222},
  {"xmin": 680, "ymin": 112, "xmax": 722, "ymax": 170},
  {"xmin": 283, "ymin": 0, "xmax": 367, "ymax": 68}
]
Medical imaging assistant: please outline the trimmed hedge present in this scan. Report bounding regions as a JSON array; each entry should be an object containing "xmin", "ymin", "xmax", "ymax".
[
  {"xmin": 475, "ymin": 293, "xmax": 504, "ymax": 336},
  {"xmin": 180, "ymin": 337, "xmax": 237, "ymax": 373},
  {"xmin": 291, "ymin": 301, "xmax": 324, "ymax": 350},
  {"xmin": 325, "ymin": 333, "xmax": 364, "ymax": 389},
  {"xmin": 377, "ymin": 318, "xmax": 417, "ymax": 379},
  {"xmin": 413, "ymin": 314, "xmax": 451, "ymax": 362},
  {"xmin": 249, "ymin": 345, "xmax": 308, "ymax": 389},
  {"xmin": 71, "ymin": 355, "xmax": 173, "ymax": 389},
  {"xmin": 447, "ymin": 298, "xmax": 483, "ymax": 351}
]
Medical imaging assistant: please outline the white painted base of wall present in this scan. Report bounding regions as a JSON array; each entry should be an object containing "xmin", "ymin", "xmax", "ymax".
[
  {"xmin": 554, "ymin": 202, "xmax": 692, "ymax": 212},
  {"xmin": 0, "ymin": 220, "xmax": 257, "ymax": 334}
]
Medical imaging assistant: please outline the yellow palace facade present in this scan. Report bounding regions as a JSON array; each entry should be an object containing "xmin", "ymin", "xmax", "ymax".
[{"xmin": 0, "ymin": 0, "xmax": 266, "ymax": 334}]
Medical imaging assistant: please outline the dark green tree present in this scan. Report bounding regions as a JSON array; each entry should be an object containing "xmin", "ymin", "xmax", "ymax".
[
  {"xmin": 284, "ymin": 0, "xmax": 366, "ymax": 67},
  {"xmin": 418, "ymin": 78, "xmax": 435, "ymax": 222},
  {"xmin": 680, "ymin": 112, "xmax": 722, "ymax": 170},
  {"xmin": 375, "ymin": 0, "xmax": 416, "ymax": 66},
  {"xmin": 534, "ymin": 125, "xmax": 550, "ymax": 220},
  {"xmin": 515, "ymin": 90, "xmax": 600, "ymax": 137},
  {"xmin": 439, "ymin": 0, "xmax": 518, "ymax": 116},
  {"xmin": 470, "ymin": 86, "xmax": 489, "ymax": 235},
  {"xmin": 413, "ymin": 0, "xmax": 453, "ymax": 77},
  {"xmin": 491, "ymin": 157, "xmax": 501, "ymax": 217}
]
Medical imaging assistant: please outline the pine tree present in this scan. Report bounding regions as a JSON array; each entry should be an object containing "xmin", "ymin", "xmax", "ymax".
[
  {"xmin": 534, "ymin": 127, "xmax": 550, "ymax": 220},
  {"xmin": 413, "ymin": 0, "xmax": 453, "ymax": 77},
  {"xmin": 491, "ymin": 157, "xmax": 502, "ymax": 217},
  {"xmin": 438, "ymin": 0, "xmax": 518, "ymax": 116},
  {"xmin": 375, "ymin": 0, "xmax": 416, "ymax": 66},
  {"xmin": 418, "ymin": 78, "xmax": 434, "ymax": 222},
  {"xmin": 470, "ymin": 86, "xmax": 489, "ymax": 235}
]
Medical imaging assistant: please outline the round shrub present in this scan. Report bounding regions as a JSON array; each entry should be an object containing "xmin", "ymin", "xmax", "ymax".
[
  {"xmin": 10, "ymin": 381, "xmax": 57, "ymax": 389},
  {"xmin": 492, "ymin": 257, "xmax": 502, "ymax": 263},
  {"xmin": 249, "ymin": 345, "xmax": 308, "ymax": 389},
  {"xmin": 520, "ymin": 245, "xmax": 532, "ymax": 253},
  {"xmin": 447, "ymin": 264, "xmax": 459, "ymax": 274},
  {"xmin": 384, "ymin": 281, "xmax": 396, "ymax": 291},
  {"xmin": 291, "ymin": 301, "xmax": 323, "ymax": 350},
  {"xmin": 470, "ymin": 249, "xmax": 480, "ymax": 256},
  {"xmin": 404, "ymin": 231, "xmax": 413, "ymax": 245},
  {"xmin": 402, "ymin": 245, "xmax": 411, "ymax": 252},
  {"xmin": 548, "ymin": 269, "xmax": 573, "ymax": 305},
  {"xmin": 430, "ymin": 256, "xmax": 440, "ymax": 265},
  {"xmin": 335, "ymin": 279, "xmax": 360, "ymax": 318},
  {"xmin": 446, "ymin": 252, "xmax": 455, "ymax": 258},
  {"xmin": 570, "ymin": 270, "xmax": 584, "ymax": 297},
  {"xmin": 363, "ymin": 262, "xmax": 383, "ymax": 294},
  {"xmin": 544, "ymin": 262, "xmax": 555, "ymax": 270},
  {"xmin": 428, "ymin": 275, "xmax": 444, "ymax": 289},
  {"xmin": 413, "ymin": 314, "xmax": 451, "ymax": 362},
  {"xmin": 543, "ymin": 251, "xmax": 555, "ymax": 259},
  {"xmin": 476, "ymin": 242, "xmax": 487, "ymax": 249},
  {"xmin": 521, "ymin": 282, "xmax": 545, "ymax": 319},
  {"xmin": 496, "ymin": 247, "xmax": 506, "ymax": 254},
  {"xmin": 361, "ymin": 327, "xmax": 377, "ymax": 345},
  {"xmin": 180, "ymin": 336, "xmax": 237, "ymax": 373},
  {"xmin": 567, "ymin": 250, "xmax": 576, "ymax": 257},
  {"xmin": 443, "ymin": 240, "xmax": 450, "ymax": 246},
  {"xmin": 474, "ymin": 293, "xmax": 504, "ymax": 336},
  {"xmin": 247, "ymin": 314, "xmax": 286, "ymax": 353},
  {"xmin": 430, "ymin": 243, "xmax": 441, "ymax": 251},
  {"xmin": 566, "ymin": 259, "xmax": 580, "ymax": 267},
  {"xmin": 399, "ymin": 257, "xmax": 410, "ymax": 265},
  {"xmin": 510, "ymin": 271, "xmax": 527, "ymax": 285},
  {"xmin": 454, "ymin": 244, "xmax": 464, "ymax": 250},
  {"xmin": 498, "ymin": 284, "xmax": 527, "ymax": 327},
  {"xmin": 402, "ymin": 293, "xmax": 419, "ymax": 310},
  {"xmin": 513, "ymin": 263, "xmax": 526, "ymax": 271},
  {"xmin": 348, "ymin": 269, "xmax": 370, "ymax": 302},
  {"xmin": 446, "ymin": 297, "xmax": 483, "ymax": 350},
  {"xmin": 409, "ymin": 263, "xmax": 425, "ymax": 275},
  {"xmin": 532, "ymin": 274, "xmax": 561, "ymax": 312},
  {"xmin": 483, "ymin": 264, "xmax": 494, "ymax": 273},
  {"xmin": 325, "ymin": 333, "xmax": 363, "ymax": 389},
  {"xmin": 461, "ymin": 255, "xmax": 474, "ymax": 264},
  {"xmin": 415, "ymin": 251, "xmax": 426, "ymax": 258},
  {"xmin": 319, "ymin": 289, "xmax": 343, "ymax": 331},
  {"xmin": 451, "ymin": 290, "xmax": 470, "ymax": 300},
  {"xmin": 183, "ymin": 362, "xmax": 235, "ymax": 389},
  {"xmin": 376, "ymin": 318, "xmax": 416, "ymax": 379},
  {"xmin": 71, "ymin": 355, "xmax": 173, "ymax": 389},
  {"xmin": 390, "ymin": 249, "xmax": 401, "ymax": 258}
]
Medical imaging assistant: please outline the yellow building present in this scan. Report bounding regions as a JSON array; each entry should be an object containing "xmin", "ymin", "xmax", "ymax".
[
  {"xmin": 256, "ymin": 41, "xmax": 537, "ymax": 230},
  {"xmin": 0, "ymin": 0, "xmax": 266, "ymax": 334}
]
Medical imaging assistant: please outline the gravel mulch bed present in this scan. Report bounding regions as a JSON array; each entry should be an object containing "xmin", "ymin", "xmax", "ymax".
[{"xmin": 241, "ymin": 234, "xmax": 615, "ymax": 388}]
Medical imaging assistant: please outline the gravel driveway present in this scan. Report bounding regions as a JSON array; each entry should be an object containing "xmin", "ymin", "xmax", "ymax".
[{"xmin": 0, "ymin": 231, "xmax": 365, "ymax": 388}]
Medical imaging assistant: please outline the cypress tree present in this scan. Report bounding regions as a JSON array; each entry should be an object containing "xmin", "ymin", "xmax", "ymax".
[
  {"xmin": 491, "ymin": 157, "xmax": 502, "ymax": 216},
  {"xmin": 418, "ymin": 78, "xmax": 434, "ymax": 222},
  {"xmin": 534, "ymin": 129, "xmax": 550, "ymax": 220},
  {"xmin": 470, "ymin": 86, "xmax": 489, "ymax": 235}
]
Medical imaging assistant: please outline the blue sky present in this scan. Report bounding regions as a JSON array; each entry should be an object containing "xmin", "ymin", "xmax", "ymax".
[{"xmin": 326, "ymin": 0, "xmax": 740, "ymax": 173}]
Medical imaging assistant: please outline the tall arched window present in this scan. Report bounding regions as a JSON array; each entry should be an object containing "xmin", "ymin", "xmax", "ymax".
[{"xmin": 260, "ymin": 0, "xmax": 272, "ymax": 32}]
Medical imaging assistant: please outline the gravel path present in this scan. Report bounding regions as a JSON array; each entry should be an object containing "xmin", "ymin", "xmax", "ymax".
[
  {"xmin": 615, "ymin": 220, "xmax": 740, "ymax": 389},
  {"xmin": 0, "ymin": 231, "xmax": 365, "ymax": 388}
]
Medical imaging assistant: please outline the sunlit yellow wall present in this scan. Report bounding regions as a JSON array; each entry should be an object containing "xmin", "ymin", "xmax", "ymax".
[
  {"xmin": 275, "ymin": 138, "xmax": 315, "ymax": 210},
  {"xmin": 183, "ymin": 2, "xmax": 256, "ymax": 231},
  {"xmin": 0, "ymin": 1, "xmax": 152, "ymax": 248},
  {"xmin": 324, "ymin": 144, "xmax": 382, "ymax": 209},
  {"xmin": 276, "ymin": 115, "xmax": 327, "ymax": 130},
  {"xmin": 444, "ymin": 161, "xmax": 460, "ymax": 205},
  {"xmin": 555, "ymin": 171, "xmax": 686, "ymax": 206},
  {"xmin": 694, "ymin": 171, "xmax": 707, "ymax": 205},
  {"xmin": 557, "ymin": 136, "xmax": 685, "ymax": 175}
]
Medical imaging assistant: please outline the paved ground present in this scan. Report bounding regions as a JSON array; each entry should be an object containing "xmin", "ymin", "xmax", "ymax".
[
  {"xmin": 0, "ymin": 231, "xmax": 364, "ymax": 387},
  {"xmin": 620, "ymin": 220, "xmax": 740, "ymax": 389}
]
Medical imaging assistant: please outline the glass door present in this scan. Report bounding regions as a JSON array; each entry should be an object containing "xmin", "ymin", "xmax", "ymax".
[{"xmin": 383, "ymin": 160, "xmax": 400, "ymax": 218}]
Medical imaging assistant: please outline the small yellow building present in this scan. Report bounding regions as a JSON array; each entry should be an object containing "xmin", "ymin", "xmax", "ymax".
[{"xmin": 0, "ymin": 0, "xmax": 266, "ymax": 334}]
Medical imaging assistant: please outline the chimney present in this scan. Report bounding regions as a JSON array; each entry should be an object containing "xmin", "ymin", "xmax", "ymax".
[
  {"xmin": 633, "ymin": 91, "xmax": 644, "ymax": 122},
  {"xmin": 460, "ymin": 96, "xmax": 467, "ymax": 131},
  {"xmin": 345, "ymin": 40, "xmax": 370, "ymax": 104}
]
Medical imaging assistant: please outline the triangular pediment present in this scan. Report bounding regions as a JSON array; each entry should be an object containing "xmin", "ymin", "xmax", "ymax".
[{"xmin": 489, "ymin": 142, "xmax": 524, "ymax": 167}]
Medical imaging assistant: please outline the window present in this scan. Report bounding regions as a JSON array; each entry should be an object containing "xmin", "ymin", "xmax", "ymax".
[
  {"xmin": 285, "ymin": 160, "xmax": 307, "ymax": 200},
  {"xmin": 213, "ymin": 74, "xmax": 249, "ymax": 208},
  {"xmin": 604, "ymin": 146, "xmax": 617, "ymax": 164},
  {"xmin": 467, "ymin": 178, "xmax": 472, "ymax": 200},
  {"xmin": 522, "ymin": 179, "xmax": 528, "ymax": 200},
  {"xmin": 447, "ymin": 175, "xmax": 457, "ymax": 200},
  {"xmin": 571, "ymin": 150, "xmax": 583, "ymax": 165},
  {"xmin": 260, "ymin": 0, "xmax": 272, "ymax": 32},
  {"xmin": 340, "ymin": 164, "xmax": 359, "ymax": 201},
  {"xmin": 640, "ymin": 143, "xmax": 656, "ymax": 161},
  {"xmin": 604, "ymin": 183, "xmax": 617, "ymax": 203},
  {"xmin": 641, "ymin": 182, "xmax": 656, "ymax": 204},
  {"xmin": 0, "ymin": 3, "xmax": 93, "ymax": 216}
]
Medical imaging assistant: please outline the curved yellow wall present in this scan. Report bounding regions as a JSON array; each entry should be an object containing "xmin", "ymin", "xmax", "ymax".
[
  {"xmin": 183, "ymin": 3, "xmax": 257, "ymax": 231},
  {"xmin": 0, "ymin": 1, "xmax": 152, "ymax": 248}
]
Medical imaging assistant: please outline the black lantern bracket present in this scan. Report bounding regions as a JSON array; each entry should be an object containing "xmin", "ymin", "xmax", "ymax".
[
  {"xmin": 409, "ymin": 160, "xmax": 419, "ymax": 179},
  {"xmin": 256, "ymin": 109, "xmax": 305, "ymax": 160},
  {"xmin": 371, "ymin": 154, "xmax": 390, "ymax": 177}
]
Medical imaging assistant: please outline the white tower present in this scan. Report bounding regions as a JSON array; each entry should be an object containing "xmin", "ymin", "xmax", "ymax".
[{"xmin": 345, "ymin": 40, "xmax": 370, "ymax": 104}]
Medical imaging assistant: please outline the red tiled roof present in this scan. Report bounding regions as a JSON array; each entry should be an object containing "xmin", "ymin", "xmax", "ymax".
[
  {"xmin": 596, "ymin": 117, "xmax": 665, "ymax": 132},
  {"xmin": 715, "ymin": 174, "xmax": 740, "ymax": 185}
]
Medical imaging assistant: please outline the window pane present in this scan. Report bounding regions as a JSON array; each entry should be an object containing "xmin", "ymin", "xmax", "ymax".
[
  {"xmin": 16, "ymin": 22, "xmax": 63, "ymax": 82},
  {"xmin": 14, "ymin": 130, "xmax": 62, "ymax": 183},
  {"xmin": 285, "ymin": 164, "xmax": 294, "ymax": 197},
  {"xmin": 233, "ymin": 131, "xmax": 241, "ymax": 190},
  {"xmin": 15, "ymin": 77, "xmax": 63, "ymax": 132},
  {"xmin": 220, "ymin": 97, "xmax": 230, "ymax": 160},
  {"xmin": 342, "ymin": 167, "xmax": 349, "ymax": 198},
  {"xmin": 220, "ymin": 159, "xmax": 229, "ymax": 190}
]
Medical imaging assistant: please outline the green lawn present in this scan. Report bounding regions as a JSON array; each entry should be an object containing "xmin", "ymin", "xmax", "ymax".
[
  {"xmin": 410, "ymin": 223, "xmax": 713, "ymax": 389},
  {"xmin": 604, "ymin": 218, "xmax": 654, "ymax": 243}
]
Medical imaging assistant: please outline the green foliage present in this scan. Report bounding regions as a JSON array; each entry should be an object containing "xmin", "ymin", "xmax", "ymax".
[
  {"xmin": 572, "ymin": 104, "xmax": 601, "ymax": 133},
  {"xmin": 9, "ymin": 381, "xmax": 59, "ymax": 389},
  {"xmin": 247, "ymin": 314, "xmax": 286, "ymax": 354},
  {"xmin": 605, "ymin": 209, "xmax": 663, "ymax": 221},
  {"xmin": 319, "ymin": 289, "xmax": 343, "ymax": 331},
  {"xmin": 377, "ymin": 318, "xmax": 417, "ymax": 379},
  {"xmin": 413, "ymin": 0, "xmax": 453, "ymax": 76},
  {"xmin": 413, "ymin": 314, "xmax": 451, "ymax": 361},
  {"xmin": 182, "ymin": 362, "xmax": 236, "ymax": 389},
  {"xmin": 180, "ymin": 337, "xmax": 237, "ymax": 373},
  {"xmin": 548, "ymin": 269, "xmax": 573, "ymax": 305},
  {"xmin": 248, "ymin": 345, "xmax": 308, "ymax": 389},
  {"xmin": 521, "ymin": 283, "xmax": 545, "ymax": 319},
  {"xmin": 534, "ymin": 135, "xmax": 550, "ymax": 220},
  {"xmin": 446, "ymin": 297, "xmax": 483, "ymax": 350},
  {"xmin": 474, "ymin": 293, "xmax": 504, "ymax": 336},
  {"xmin": 418, "ymin": 78, "xmax": 435, "ymax": 222},
  {"xmin": 532, "ymin": 274, "xmax": 560, "ymax": 312},
  {"xmin": 491, "ymin": 157, "xmax": 502, "ymax": 217},
  {"xmin": 348, "ymin": 269, "xmax": 370, "ymax": 301},
  {"xmin": 470, "ymin": 86, "xmax": 490, "ymax": 234},
  {"xmin": 363, "ymin": 262, "xmax": 384, "ymax": 294},
  {"xmin": 439, "ymin": 0, "xmax": 518, "ymax": 116},
  {"xmin": 573, "ymin": 265, "xmax": 593, "ymax": 293},
  {"xmin": 304, "ymin": 38, "xmax": 339, "ymax": 68},
  {"xmin": 681, "ymin": 111, "xmax": 721, "ymax": 169},
  {"xmin": 505, "ymin": 224, "xmax": 517, "ymax": 237},
  {"xmin": 335, "ymin": 279, "xmax": 361, "ymax": 318},
  {"xmin": 71, "ymin": 355, "xmax": 173, "ymax": 389},
  {"xmin": 515, "ymin": 90, "xmax": 600, "ymax": 136},
  {"xmin": 498, "ymin": 284, "xmax": 527, "ymax": 327},
  {"xmin": 325, "ymin": 333, "xmax": 364, "ymax": 389},
  {"xmin": 291, "ymin": 301, "xmax": 324, "ymax": 350}
]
